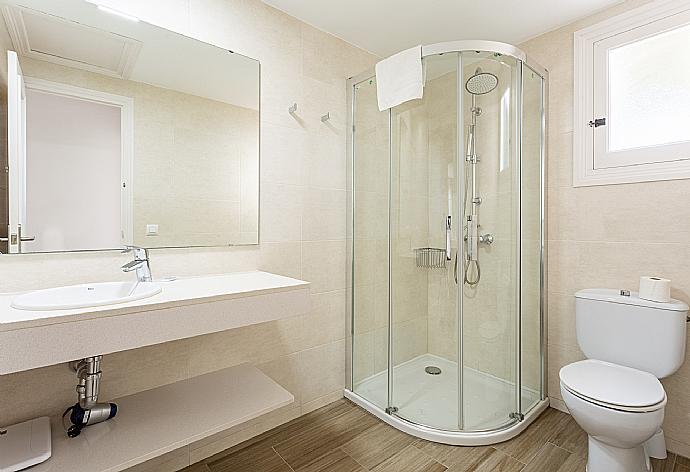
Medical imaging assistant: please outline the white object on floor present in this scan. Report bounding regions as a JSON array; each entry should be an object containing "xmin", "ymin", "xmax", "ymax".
[
  {"xmin": 354, "ymin": 354, "xmax": 540, "ymax": 431},
  {"xmin": 375, "ymin": 45, "xmax": 423, "ymax": 111},
  {"xmin": 638, "ymin": 276, "xmax": 671, "ymax": 303},
  {"xmin": 0, "ymin": 417, "xmax": 51, "ymax": 472},
  {"xmin": 561, "ymin": 288, "xmax": 688, "ymax": 472},
  {"xmin": 29, "ymin": 363, "xmax": 294, "ymax": 472}
]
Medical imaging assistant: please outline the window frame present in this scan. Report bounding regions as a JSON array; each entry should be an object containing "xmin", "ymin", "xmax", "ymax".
[{"xmin": 573, "ymin": 0, "xmax": 690, "ymax": 187}]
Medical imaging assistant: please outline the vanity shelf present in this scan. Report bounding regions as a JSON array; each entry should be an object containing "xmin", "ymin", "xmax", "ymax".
[
  {"xmin": 0, "ymin": 271, "xmax": 310, "ymax": 375},
  {"xmin": 30, "ymin": 363, "xmax": 294, "ymax": 472}
]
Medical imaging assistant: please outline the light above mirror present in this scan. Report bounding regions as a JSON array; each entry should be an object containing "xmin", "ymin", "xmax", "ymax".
[{"xmin": 0, "ymin": 0, "xmax": 260, "ymax": 254}]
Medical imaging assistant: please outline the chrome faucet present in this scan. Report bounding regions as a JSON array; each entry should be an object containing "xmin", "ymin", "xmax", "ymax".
[{"xmin": 121, "ymin": 245, "xmax": 152, "ymax": 282}]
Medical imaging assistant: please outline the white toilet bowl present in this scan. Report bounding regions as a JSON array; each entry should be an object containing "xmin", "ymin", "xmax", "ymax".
[{"xmin": 560, "ymin": 359, "xmax": 666, "ymax": 472}]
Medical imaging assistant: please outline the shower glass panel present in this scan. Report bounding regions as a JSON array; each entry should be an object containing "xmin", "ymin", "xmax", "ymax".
[
  {"xmin": 347, "ymin": 41, "xmax": 547, "ymax": 445},
  {"xmin": 460, "ymin": 52, "xmax": 520, "ymax": 431},
  {"xmin": 351, "ymin": 76, "xmax": 390, "ymax": 410},
  {"xmin": 390, "ymin": 53, "xmax": 459, "ymax": 430},
  {"xmin": 520, "ymin": 65, "xmax": 546, "ymax": 416}
]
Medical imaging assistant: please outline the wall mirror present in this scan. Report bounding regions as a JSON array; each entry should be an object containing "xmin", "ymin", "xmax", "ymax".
[{"xmin": 0, "ymin": 0, "xmax": 260, "ymax": 254}]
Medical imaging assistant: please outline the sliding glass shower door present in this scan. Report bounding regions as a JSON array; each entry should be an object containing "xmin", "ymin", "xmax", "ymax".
[
  {"xmin": 390, "ymin": 53, "xmax": 460, "ymax": 430},
  {"xmin": 459, "ymin": 52, "xmax": 520, "ymax": 431}
]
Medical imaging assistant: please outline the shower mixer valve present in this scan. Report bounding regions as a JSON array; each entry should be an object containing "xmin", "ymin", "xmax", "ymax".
[
  {"xmin": 479, "ymin": 234, "xmax": 494, "ymax": 245},
  {"xmin": 64, "ymin": 356, "xmax": 117, "ymax": 438}
]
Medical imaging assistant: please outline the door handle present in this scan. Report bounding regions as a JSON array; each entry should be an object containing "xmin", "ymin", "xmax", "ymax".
[{"xmin": 0, "ymin": 235, "xmax": 34, "ymax": 243}]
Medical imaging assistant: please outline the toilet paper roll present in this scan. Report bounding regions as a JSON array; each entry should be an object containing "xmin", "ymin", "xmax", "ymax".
[{"xmin": 639, "ymin": 276, "xmax": 671, "ymax": 303}]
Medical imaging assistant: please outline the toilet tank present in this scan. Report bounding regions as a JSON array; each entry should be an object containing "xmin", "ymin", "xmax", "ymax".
[{"xmin": 575, "ymin": 288, "xmax": 689, "ymax": 378}]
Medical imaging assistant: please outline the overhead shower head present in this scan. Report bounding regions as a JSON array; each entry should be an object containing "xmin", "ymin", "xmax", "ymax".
[{"xmin": 465, "ymin": 69, "xmax": 498, "ymax": 95}]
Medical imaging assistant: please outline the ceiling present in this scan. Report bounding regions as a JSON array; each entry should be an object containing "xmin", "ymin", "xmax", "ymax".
[{"xmin": 262, "ymin": 0, "xmax": 624, "ymax": 57}]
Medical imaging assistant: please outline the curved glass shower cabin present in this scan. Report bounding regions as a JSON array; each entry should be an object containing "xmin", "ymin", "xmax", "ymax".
[{"xmin": 346, "ymin": 41, "xmax": 547, "ymax": 444}]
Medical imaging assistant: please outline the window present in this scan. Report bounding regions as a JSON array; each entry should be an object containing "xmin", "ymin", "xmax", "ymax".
[{"xmin": 574, "ymin": 1, "xmax": 690, "ymax": 186}]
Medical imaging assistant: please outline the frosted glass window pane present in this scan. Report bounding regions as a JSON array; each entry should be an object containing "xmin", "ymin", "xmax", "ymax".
[{"xmin": 608, "ymin": 23, "xmax": 690, "ymax": 151}]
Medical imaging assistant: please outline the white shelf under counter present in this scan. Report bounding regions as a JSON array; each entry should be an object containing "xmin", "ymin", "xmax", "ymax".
[
  {"xmin": 0, "ymin": 271, "xmax": 310, "ymax": 374},
  {"xmin": 31, "ymin": 363, "xmax": 295, "ymax": 472}
]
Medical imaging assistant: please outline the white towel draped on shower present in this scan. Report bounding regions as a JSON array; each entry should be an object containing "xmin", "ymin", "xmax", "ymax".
[{"xmin": 375, "ymin": 45, "xmax": 424, "ymax": 111}]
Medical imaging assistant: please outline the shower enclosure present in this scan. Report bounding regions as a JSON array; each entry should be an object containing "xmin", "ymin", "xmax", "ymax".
[{"xmin": 346, "ymin": 41, "xmax": 547, "ymax": 445}]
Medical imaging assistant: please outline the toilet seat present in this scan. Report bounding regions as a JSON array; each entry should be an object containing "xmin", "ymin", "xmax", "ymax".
[{"xmin": 560, "ymin": 359, "xmax": 666, "ymax": 413}]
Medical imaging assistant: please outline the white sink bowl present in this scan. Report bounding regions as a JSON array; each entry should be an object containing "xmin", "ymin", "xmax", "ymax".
[{"xmin": 11, "ymin": 281, "xmax": 162, "ymax": 311}]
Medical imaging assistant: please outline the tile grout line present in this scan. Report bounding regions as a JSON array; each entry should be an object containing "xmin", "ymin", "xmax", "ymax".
[
  {"xmin": 272, "ymin": 445, "xmax": 297, "ymax": 472},
  {"xmin": 337, "ymin": 446, "xmax": 370, "ymax": 471},
  {"xmin": 545, "ymin": 441, "xmax": 576, "ymax": 455},
  {"xmin": 409, "ymin": 442, "xmax": 450, "ymax": 470},
  {"xmin": 491, "ymin": 445, "xmax": 527, "ymax": 468},
  {"xmin": 502, "ymin": 447, "xmax": 528, "ymax": 467},
  {"xmin": 521, "ymin": 442, "xmax": 571, "ymax": 471}
]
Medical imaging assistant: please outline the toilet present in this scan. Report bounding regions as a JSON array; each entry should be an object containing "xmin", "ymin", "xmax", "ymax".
[{"xmin": 560, "ymin": 289, "xmax": 688, "ymax": 472}]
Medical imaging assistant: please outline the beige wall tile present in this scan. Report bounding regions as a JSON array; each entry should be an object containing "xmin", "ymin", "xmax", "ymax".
[
  {"xmin": 298, "ymin": 340, "xmax": 347, "ymax": 404},
  {"xmin": 302, "ymin": 240, "xmax": 348, "ymax": 293}
]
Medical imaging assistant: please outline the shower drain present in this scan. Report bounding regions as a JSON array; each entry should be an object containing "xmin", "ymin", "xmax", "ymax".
[{"xmin": 425, "ymin": 366, "xmax": 442, "ymax": 375}]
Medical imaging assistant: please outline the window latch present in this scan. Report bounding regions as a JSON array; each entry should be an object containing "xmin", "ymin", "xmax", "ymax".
[{"xmin": 588, "ymin": 118, "xmax": 606, "ymax": 128}]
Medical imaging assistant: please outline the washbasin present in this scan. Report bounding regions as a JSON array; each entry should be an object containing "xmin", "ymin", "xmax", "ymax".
[{"xmin": 11, "ymin": 281, "xmax": 162, "ymax": 311}]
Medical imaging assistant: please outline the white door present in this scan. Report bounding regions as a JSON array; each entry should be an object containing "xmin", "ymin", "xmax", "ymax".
[{"xmin": 7, "ymin": 50, "xmax": 31, "ymax": 253}]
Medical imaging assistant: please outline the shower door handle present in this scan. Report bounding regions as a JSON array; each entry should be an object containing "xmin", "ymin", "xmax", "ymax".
[{"xmin": 446, "ymin": 216, "xmax": 452, "ymax": 261}]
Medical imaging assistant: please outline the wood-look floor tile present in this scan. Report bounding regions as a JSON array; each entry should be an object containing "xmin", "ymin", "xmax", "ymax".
[
  {"xmin": 414, "ymin": 440, "xmax": 496, "ymax": 469},
  {"xmin": 651, "ymin": 452, "xmax": 677, "ymax": 472},
  {"xmin": 180, "ymin": 463, "xmax": 212, "ymax": 472},
  {"xmin": 495, "ymin": 408, "xmax": 569, "ymax": 464},
  {"xmin": 521, "ymin": 443, "xmax": 571, "ymax": 472},
  {"xmin": 181, "ymin": 399, "xmax": 690, "ymax": 472},
  {"xmin": 548, "ymin": 416, "xmax": 588, "ymax": 459},
  {"xmin": 206, "ymin": 399, "xmax": 358, "ymax": 463},
  {"xmin": 256, "ymin": 399, "xmax": 357, "ymax": 447},
  {"xmin": 292, "ymin": 448, "xmax": 367, "ymax": 472},
  {"xmin": 206, "ymin": 399, "xmax": 356, "ymax": 464},
  {"xmin": 273, "ymin": 406, "xmax": 379, "ymax": 470},
  {"xmin": 554, "ymin": 453, "xmax": 586, "ymax": 472},
  {"xmin": 371, "ymin": 444, "xmax": 447, "ymax": 472},
  {"xmin": 446, "ymin": 448, "xmax": 524, "ymax": 472},
  {"xmin": 207, "ymin": 445, "xmax": 292, "ymax": 472},
  {"xmin": 340, "ymin": 422, "xmax": 416, "ymax": 469}
]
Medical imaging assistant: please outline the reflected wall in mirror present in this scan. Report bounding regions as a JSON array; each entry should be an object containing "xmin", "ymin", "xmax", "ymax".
[{"xmin": 0, "ymin": 0, "xmax": 260, "ymax": 254}]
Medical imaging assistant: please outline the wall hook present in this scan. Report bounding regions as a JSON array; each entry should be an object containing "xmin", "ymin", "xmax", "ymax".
[
  {"xmin": 288, "ymin": 103, "xmax": 298, "ymax": 114},
  {"xmin": 321, "ymin": 112, "xmax": 330, "ymax": 122}
]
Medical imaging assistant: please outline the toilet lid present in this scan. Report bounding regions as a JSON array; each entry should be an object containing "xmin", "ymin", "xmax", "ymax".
[{"xmin": 559, "ymin": 360, "xmax": 665, "ymax": 409}]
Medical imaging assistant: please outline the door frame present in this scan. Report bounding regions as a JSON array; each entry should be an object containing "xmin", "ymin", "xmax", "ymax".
[
  {"xmin": 22, "ymin": 77, "xmax": 135, "ymax": 247},
  {"xmin": 7, "ymin": 50, "xmax": 25, "ymax": 253}
]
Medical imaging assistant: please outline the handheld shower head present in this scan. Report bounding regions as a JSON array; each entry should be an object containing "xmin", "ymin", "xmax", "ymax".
[{"xmin": 465, "ymin": 69, "xmax": 498, "ymax": 95}]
